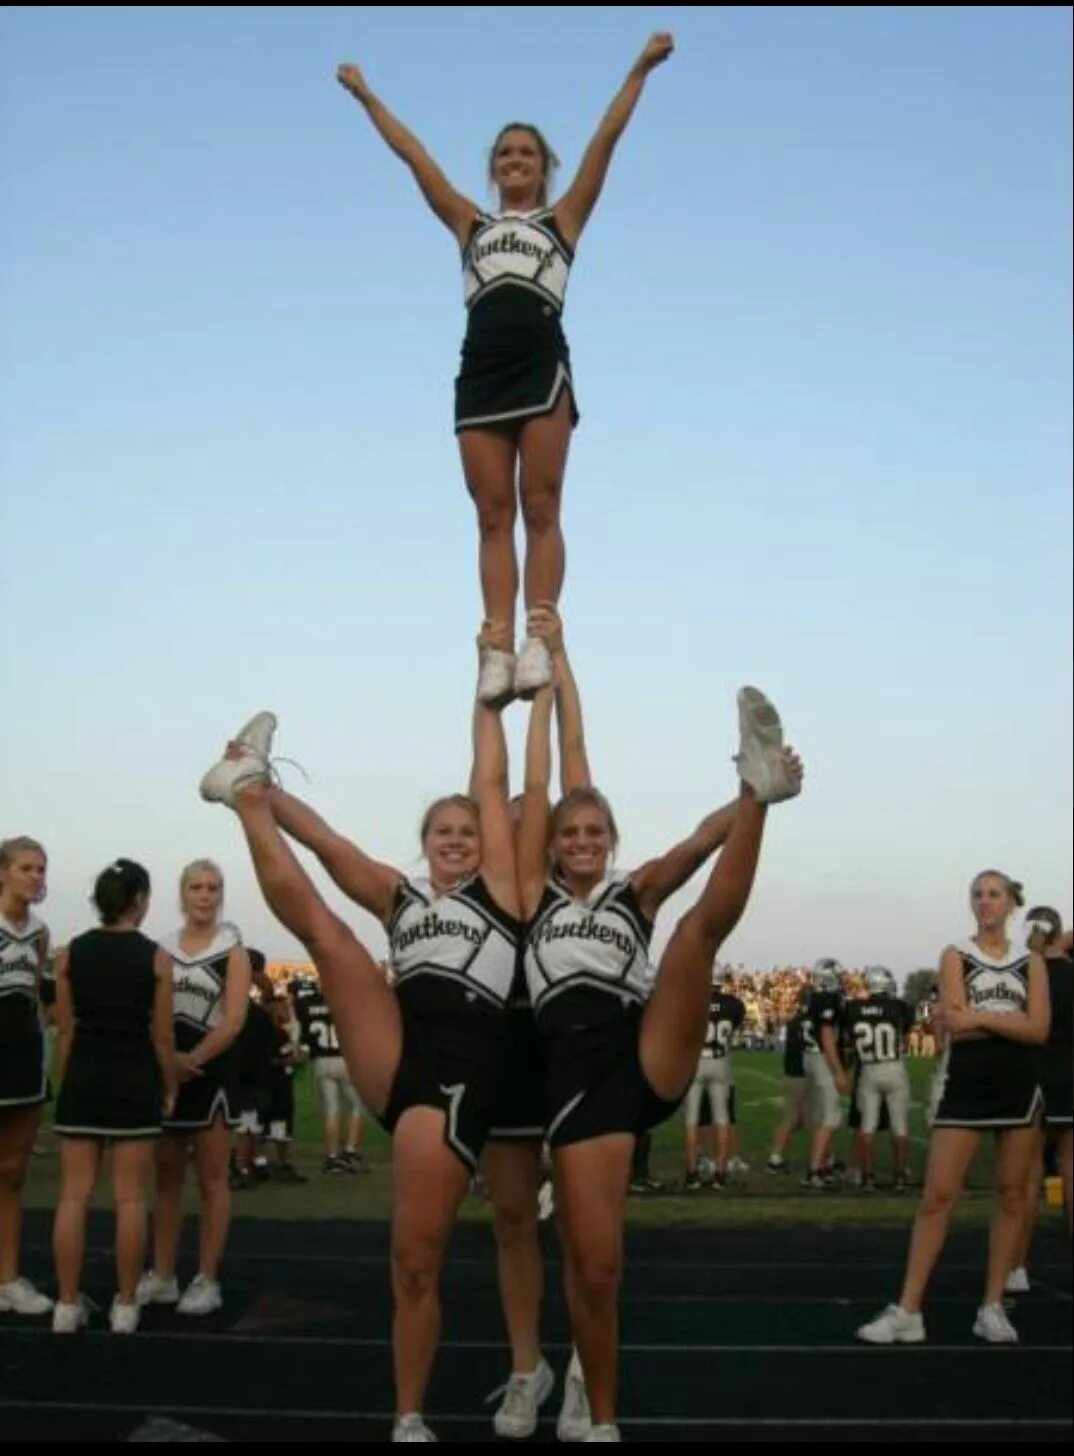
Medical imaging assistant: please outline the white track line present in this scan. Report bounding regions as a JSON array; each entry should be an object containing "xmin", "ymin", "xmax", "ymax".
[{"xmin": 0, "ymin": 1401, "xmax": 1068, "ymax": 1430}]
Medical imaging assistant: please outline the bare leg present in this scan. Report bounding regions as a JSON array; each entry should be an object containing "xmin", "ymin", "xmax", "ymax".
[
  {"xmin": 0, "ymin": 1105, "xmax": 40, "ymax": 1283},
  {"xmin": 483, "ymin": 1140, "xmax": 544, "ymax": 1372},
  {"xmin": 984, "ymin": 1128, "xmax": 1038, "ymax": 1306},
  {"xmin": 111, "ymin": 1139, "xmax": 154, "ymax": 1302},
  {"xmin": 640, "ymin": 789, "xmax": 767, "ymax": 1100},
  {"xmin": 459, "ymin": 425, "xmax": 520, "ymax": 634},
  {"xmin": 1011, "ymin": 1132, "xmax": 1043, "ymax": 1274},
  {"xmin": 518, "ymin": 391, "xmax": 572, "ymax": 609},
  {"xmin": 151, "ymin": 1132, "xmax": 188, "ymax": 1279},
  {"xmin": 390, "ymin": 1107, "xmax": 472, "ymax": 1416},
  {"xmin": 194, "ymin": 1120, "xmax": 232, "ymax": 1281},
  {"xmin": 231, "ymin": 783, "xmax": 402, "ymax": 1115},
  {"xmin": 899, "ymin": 1128, "xmax": 979, "ymax": 1311},
  {"xmin": 52, "ymin": 1138, "xmax": 101, "ymax": 1303},
  {"xmin": 554, "ymin": 1134, "xmax": 633, "ymax": 1428}
]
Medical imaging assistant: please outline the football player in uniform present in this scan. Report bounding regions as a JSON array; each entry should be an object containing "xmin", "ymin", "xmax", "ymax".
[
  {"xmin": 844, "ymin": 967, "xmax": 914, "ymax": 1191},
  {"xmin": 801, "ymin": 959, "xmax": 848, "ymax": 1188}
]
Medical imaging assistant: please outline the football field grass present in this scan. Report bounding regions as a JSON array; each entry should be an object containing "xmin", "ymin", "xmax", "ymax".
[{"xmin": 22, "ymin": 1051, "xmax": 1049, "ymax": 1231}]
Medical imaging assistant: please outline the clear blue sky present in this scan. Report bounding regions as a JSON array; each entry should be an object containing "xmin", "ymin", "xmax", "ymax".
[{"xmin": 2, "ymin": 6, "xmax": 1071, "ymax": 976}]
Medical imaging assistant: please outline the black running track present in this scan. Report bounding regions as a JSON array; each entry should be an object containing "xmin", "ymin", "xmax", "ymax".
[{"xmin": 3, "ymin": 1212, "xmax": 1070, "ymax": 1442}]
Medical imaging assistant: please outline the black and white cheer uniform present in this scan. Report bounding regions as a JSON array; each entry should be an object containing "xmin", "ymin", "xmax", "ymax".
[
  {"xmin": 525, "ymin": 872, "xmax": 680, "ymax": 1148},
  {"xmin": 1039, "ymin": 953, "xmax": 1073, "ymax": 1128},
  {"xmin": 381, "ymin": 875, "xmax": 518, "ymax": 1170},
  {"xmin": 455, "ymin": 209, "xmax": 579, "ymax": 432},
  {"xmin": 486, "ymin": 951, "xmax": 546, "ymax": 1144},
  {"xmin": 160, "ymin": 924, "xmax": 243, "ymax": 1130},
  {"xmin": 933, "ymin": 940, "xmax": 1042, "ymax": 1129},
  {"xmin": 54, "ymin": 929, "xmax": 162, "ymax": 1138},
  {"xmin": 0, "ymin": 910, "xmax": 49, "ymax": 1108}
]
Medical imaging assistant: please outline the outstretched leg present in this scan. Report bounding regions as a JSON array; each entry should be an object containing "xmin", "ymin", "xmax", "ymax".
[
  {"xmin": 640, "ymin": 688, "xmax": 801, "ymax": 1101},
  {"xmin": 221, "ymin": 771, "xmax": 402, "ymax": 1118}
]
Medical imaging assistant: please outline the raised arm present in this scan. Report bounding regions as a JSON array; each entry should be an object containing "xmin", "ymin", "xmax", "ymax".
[
  {"xmin": 630, "ymin": 802, "xmax": 740, "ymax": 923},
  {"xmin": 553, "ymin": 33, "xmax": 674, "ymax": 247},
  {"xmin": 337, "ymin": 63, "xmax": 479, "ymax": 244},
  {"xmin": 517, "ymin": 680, "xmax": 555, "ymax": 921},
  {"xmin": 528, "ymin": 604, "xmax": 591, "ymax": 793},
  {"xmin": 470, "ymin": 628, "xmax": 519, "ymax": 917}
]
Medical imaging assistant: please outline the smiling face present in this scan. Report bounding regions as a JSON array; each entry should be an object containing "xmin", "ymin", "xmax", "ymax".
[
  {"xmin": 551, "ymin": 802, "xmax": 615, "ymax": 886},
  {"xmin": 423, "ymin": 800, "xmax": 481, "ymax": 890},
  {"xmin": 488, "ymin": 123, "xmax": 554, "ymax": 210}
]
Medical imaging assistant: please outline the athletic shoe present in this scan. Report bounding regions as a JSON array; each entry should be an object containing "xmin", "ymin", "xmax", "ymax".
[
  {"xmin": 110, "ymin": 1298, "xmax": 140, "ymax": 1334},
  {"xmin": 513, "ymin": 636, "xmax": 552, "ymax": 700},
  {"xmin": 477, "ymin": 648, "xmax": 516, "ymax": 709},
  {"xmin": 856, "ymin": 1304, "xmax": 926, "ymax": 1345},
  {"xmin": 135, "ymin": 1271, "xmax": 179, "ymax": 1307},
  {"xmin": 341, "ymin": 1150, "xmax": 369, "ymax": 1173},
  {"xmin": 734, "ymin": 687, "xmax": 802, "ymax": 805},
  {"xmin": 727, "ymin": 1156, "xmax": 751, "ymax": 1174},
  {"xmin": 892, "ymin": 1175, "xmax": 910, "ymax": 1195},
  {"xmin": 270, "ymin": 1162, "xmax": 307, "ymax": 1185},
  {"xmin": 584, "ymin": 1427, "xmax": 621, "ymax": 1443},
  {"xmin": 684, "ymin": 1173, "xmax": 703, "ymax": 1192},
  {"xmin": 628, "ymin": 1176, "xmax": 663, "ymax": 1195},
  {"xmin": 557, "ymin": 1350, "xmax": 592, "ymax": 1443},
  {"xmin": 323, "ymin": 1155, "xmax": 349, "ymax": 1176},
  {"xmin": 493, "ymin": 1358, "xmax": 555, "ymax": 1439},
  {"xmin": 1004, "ymin": 1267, "xmax": 1030, "ymax": 1295},
  {"xmin": 801, "ymin": 1171, "xmax": 827, "ymax": 1191},
  {"xmin": 199, "ymin": 744, "xmax": 270, "ymax": 808},
  {"xmin": 973, "ymin": 1303, "xmax": 1019, "ymax": 1344},
  {"xmin": 709, "ymin": 1171, "xmax": 727, "ymax": 1191},
  {"xmin": 233, "ymin": 711, "xmax": 277, "ymax": 758},
  {"xmin": 51, "ymin": 1296, "xmax": 91, "ymax": 1334},
  {"xmin": 229, "ymin": 1166, "xmax": 256, "ymax": 1191},
  {"xmin": 177, "ymin": 1274, "xmax": 222, "ymax": 1317},
  {"xmin": 392, "ymin": 1414, "xmax": 437, "ymax": 1443},
  {"xmin": 0, "ymin": 1276, "xmax": 53, "ymax": 1316},
  {"xmin": 861, "ymin": 1175, "xmax": 877, "ymax": 1194},
  {"xmin": 765, "ymin": 1155, "xmax": 789, "ymax": 1175}
]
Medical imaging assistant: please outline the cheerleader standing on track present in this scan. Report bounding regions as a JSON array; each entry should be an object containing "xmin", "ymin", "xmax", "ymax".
[
  {"xmin": 198, "ymin": 666, "xmax": 521, "ymax": 1444},
  {"xmin": 0, "ymin": 837, "xmax": 53, "ymax": 1318},
  {"xmin": 858, "ymin": 870, "xmax": 1049, "ymax": 1346},
  {"xmin": 136, "ymin": 861, "xmax": 251, "ymax": 1318},
  {"xmin": 1006, "ymin": 905, "xmax": 1073, "ymax": 1290},
  {"xmin": 51, "ymin": 860, "xmax": 177, "ymax": 1334},
  {"xmin": 517, "ymin": 613, "xmax": 803, "ymax": 1441},
  {"xmin": 336, "ymin": 35, "xmax": 674, "ymax": 706}
]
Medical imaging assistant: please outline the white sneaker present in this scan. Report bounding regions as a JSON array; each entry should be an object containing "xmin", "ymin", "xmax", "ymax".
[
  {"xmin": 973, "ymin": 1302, "xmax": 1019, "ymax": 1344},
  {"xmin": 392, "ymin": 1414, "xmax": 437, "ymax": 1442},
  {"xmin": 110, "ymin": 1298, "xmax": 140, "ymax": 1334},
  {"xmin": 477, "ymin": 648, "xmax": 517, "ymax": 709},
  {"xmin": 135, "ymin": 1271, "xmax": 179, "ymax": 1307},
  {"xmin": 176, "ymin": 1274, "xmax": 222, "ymax": 1316},
  {"xmin": 856, "ymin": 1303, "xmax": 926, "ymax": 1344},
  {"xmin": 734, "ymin": 687, "xmax": 802, "ymax": 805},
  {"xmin": 199, "ymin": 745, "xmax": 270, "ymax": 807},
  {"xmin": 234, "ymin": 711, "xmax": 277, "ymax": 758},
  {"xmin": 727, "ymin": 1156, "xmax": 751, "ymax": 1174},
  {"xmin": 493, "ymin": 1358, "xmax": 554, "ymax": 1439},
  {"xmin": 52, "ymin": 1296, "xmax": 91, "ymax": 1334},
  {"xmin": 583, "ymin": 1427, "xmax": 621, "ymax": 1443},
  {"xmin": 513, "ymin": 636, "xmax": 552, "ymax": 699},
  {"xmin": 1004, "ymin": 1267, "xmax": 1030, "ymax": 1295},
  {"xmin": 557, "ymin": 1349, "xmax": 592, "ymax": 1442},
  {"xmin": 0, "ymin": 1276, "xmax": 53, "ymax": 1316}
]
